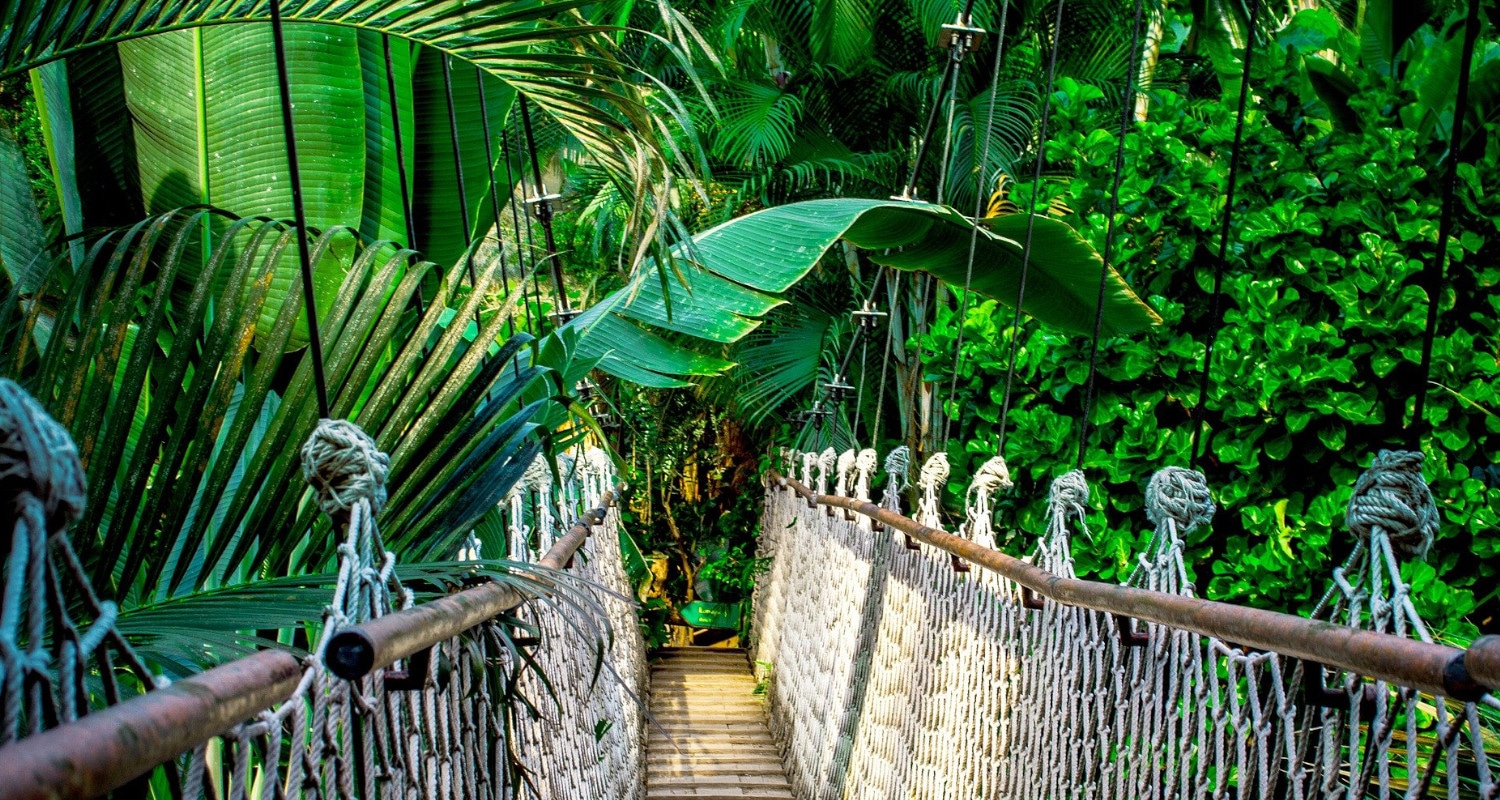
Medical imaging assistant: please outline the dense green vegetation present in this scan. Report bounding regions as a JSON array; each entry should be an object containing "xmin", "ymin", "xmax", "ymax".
[
  {"xmin": 1, "ymin": 0, "xmax": 1494, "ymax": 658},
  {"xmin": 917, "ymin": 3, "xmax": 1500, "ymax": 640}
]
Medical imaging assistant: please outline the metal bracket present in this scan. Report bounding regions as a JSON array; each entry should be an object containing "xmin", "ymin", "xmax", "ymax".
[
  {"xmin": 950, "ymin": 554, "xmax": 970, "ymax": 573},
  {"xmin": 903, "ymin": 534, "xmax": 921, "ymax": 551},
  {"xmin": 1020, "ymin": 585, "xmax": 1045, "ymax": 610},
  {"xmin": 1301, "ymin": 661, "xmax": 1378, "ymax": 717},
  {"xmin": 940, "ymin": 18, "xmax": 987, "ymax": 55},
  {"xmin": 384, "ymin": 647, "xmax": 433, "ymax": 692},
  {"xmin": 852, "ymin": 301, "xmax": 888, "ymax": 331},
  {"xmin": 1114, "ymin": 615, "xmax": 1149, "ymax": 648}
]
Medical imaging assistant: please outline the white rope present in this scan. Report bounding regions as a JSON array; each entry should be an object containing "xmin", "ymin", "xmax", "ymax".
[{"xmin": 754, "ymin": 448, "xmax": 1497, "ymax": 800}]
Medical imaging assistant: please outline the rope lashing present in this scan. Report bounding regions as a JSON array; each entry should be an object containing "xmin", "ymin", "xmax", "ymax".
[
  {"xmin": 966, "ymin": 455, "xmax": 1012, "ymax": 502},
  {"xmin": 1346, "ymin": 450, "xmax": 1438, "ymax": 561},
  {"xmin": 854, "ymin": 448, "xmax": 879, "ymax": 503},
  {"xmin": 1144, "ymin": 466, "xmax": 1215, "ymax": 535},
  {"xmin": 0, "ymin": 379, "xmax": 86, "ymax": 526},
  {"xmin": 301, "ymin": 419, "xmax": 391, "ymax": 518},
  {"xmin": 1, "ymin": 379, "xmax": 150, "ymax": 748},
  {"xmin": 1037, "ymin": 469, "xmax": 1089, "ymax": 573},
  {"xmin": 881, "ymin": 446, "xmax": 911, "ymax": 539},
  {"xmin": 836, "ymin": 449, "xmax": 857, "ymax": 499},
  {"xmin": 816, "ymin": 447, "xmax": 838, "ymax": 497},
  {"xmin": 964, "ymin": 455, "xmax": 1011, "ymax": 549},
  {"xmin": 915, "ymin": 453, "xmax": 950, "ymax": 529}
]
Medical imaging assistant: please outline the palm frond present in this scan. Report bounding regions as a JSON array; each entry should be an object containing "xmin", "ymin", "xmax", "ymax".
[{"xmin": 2, "ymin": 208, "xmax": 565, "ymax": 606}]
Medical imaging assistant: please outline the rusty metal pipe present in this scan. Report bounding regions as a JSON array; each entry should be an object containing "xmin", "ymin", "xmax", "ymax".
[
  {"xmin": 0, "ymin": 491, "xmax": 616, "ymax": 800},
  {"xmin": 0, "ymin": 649, "xmax": 302, "ymax": 800},
  {"xmin": 770, "ymin": 471, "xmax": 1491, "ymax": 699},
  {"xmin": 326, "ymin": 490, "xmax": 616, "ymax": 679},
  {"xmin": 1467, "ymin": 636, "xmax": 1500, "ymax": 691}
]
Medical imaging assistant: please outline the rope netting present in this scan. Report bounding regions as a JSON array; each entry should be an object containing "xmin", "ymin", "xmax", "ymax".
[
  {"xmin": 0, "ymin": 378, "xmax": 644, "ymax": 799},
  {"xmin": 753, "ymin": 447, "xmax": 1498, "ymax": 800}
]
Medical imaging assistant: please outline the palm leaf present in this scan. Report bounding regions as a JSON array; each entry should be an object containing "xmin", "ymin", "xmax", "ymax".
[
  {"xmin": 2, "ymin": 208, "xmax": 564, "ymax": 605},
  {"xmin": 0, "ymin": 0, "xmax": 689, "ymax": 275}
]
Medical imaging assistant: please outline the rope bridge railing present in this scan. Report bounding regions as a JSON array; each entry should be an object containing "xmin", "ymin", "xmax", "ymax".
[
  {"xmin": 754, "ymin": 447, "xmax": 1499, "ymax": 800},
  {"xmin": 0, "ymin": 380, "xmax": 645, "ymax": 800}
]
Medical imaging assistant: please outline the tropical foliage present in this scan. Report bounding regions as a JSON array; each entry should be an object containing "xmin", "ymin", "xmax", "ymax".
[
  {"xmin": 921, "ymin": 2, "xmax": 1500, "ymax": 639},
  {"xmin": 0, "ymin": 0, "xmax": 682, "ymax": 674}
]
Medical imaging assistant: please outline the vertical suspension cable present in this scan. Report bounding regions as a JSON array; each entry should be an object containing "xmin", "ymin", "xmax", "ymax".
[
  {"xmin": 440, "ymin": 54, "xmax": 478, "ymax": 287},
  {"xmin": 1189, "ymin": 0, "xmax": 1262, "ymax": 469},
  {"xmin": 508, "ymin": 110, "xmax": 548, "ymax": 329},
  {"xmin": 994, "ymin": 0, "xmax": 1067, "ymax": 454},
  {"xmin": 474, "ymin": 66, "xmax": 518, "ymax": 344},
  {"xmin": 1412, "ymin": 0, "xmax": 1482, "ymax": 433},
  {"xmin": 518, "ymin": 94, "xmax": 571, "ymax": 320},
  {"xmin": 900, "ymin": 58, "xmax": 960, "ymax": 199},
  {"xmin": 499, "ymin": 123, "xmax": 539, "ymax": 335},
  {"xmin": 872, "ymin": 270, "xmax": 900, "ymax": 447},
  {"xmin": 1075, "ymin": 0, "xmax": 1145, "ymax": 470},
  {"xmin": 269, "ymin": 0, "xmax": 330, "ymax": 419},
  {"xmin": 941, "ymin": 0, "xmax": 1012, "ymax": 445},
  {"xmin": 381, "ymin": 36, "xmax": 417, "ymax": 253}
]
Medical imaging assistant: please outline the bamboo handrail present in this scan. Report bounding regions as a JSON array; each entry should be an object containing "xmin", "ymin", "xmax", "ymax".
[
  {"xmin": 0, "ymin": 491, "xmax": 617, "ymax": 800},
  {"xmin": 768, "ymin": 470, "xmax": 1497, "ymax": 700}
]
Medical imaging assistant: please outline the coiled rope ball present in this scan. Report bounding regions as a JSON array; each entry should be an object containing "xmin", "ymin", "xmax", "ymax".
[
  {"xmin": 1346, "ymin": 449, "xmax": 1438, "ymax": 560},
  {"xmin": 300, "ymin": 418, "xmax": 390, "ymax": 517},
  {"xmin": 1048, "ymin": 469, "xmax": 1090, "ymax": 511},
  {"xmin": 0, "ymin": 378, "xmax": 86, "ymax": 527},
  {"xmin": 1146, "ymin": 466, "xmax": 1215, "ymax": 534}
]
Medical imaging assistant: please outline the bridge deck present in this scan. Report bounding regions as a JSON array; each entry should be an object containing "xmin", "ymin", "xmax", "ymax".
[{"xmin": 646, "ymin": 648, "xmax": 795, "ymax": 800}]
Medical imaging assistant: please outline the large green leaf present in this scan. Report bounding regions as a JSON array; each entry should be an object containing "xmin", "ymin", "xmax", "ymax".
[
  {"xmin": 411, "ymin": 47, "xmax": 519, "ymax": 271},
  {"xmin": 573, "ymin": 198, "xmax": 1157, "ymax": 387},
  {"xmin": 117, "ymin": 26, "xmax": 365, "ymax": 347},
  {"xmin": 0, "ymin": 124, "xmax": 45, "ymax": 291},
  {"xmin": 0, "ymin": 0, "xmax": 681, "ymax": 237}
]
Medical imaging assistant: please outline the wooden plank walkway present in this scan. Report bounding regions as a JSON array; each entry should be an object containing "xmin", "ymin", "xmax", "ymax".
[{"xmin": 646, "ymin": 648, "xmax": 795, "ymax": 800}]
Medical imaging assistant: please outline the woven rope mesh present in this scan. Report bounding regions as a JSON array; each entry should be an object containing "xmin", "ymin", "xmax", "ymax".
[
  {"xmin": 753, "ymin": 449, "xmax": 1499, "ymax": 800},
  {"xmin": 0, "ymin": 375, "xmax": 644, "ymax": 800}
]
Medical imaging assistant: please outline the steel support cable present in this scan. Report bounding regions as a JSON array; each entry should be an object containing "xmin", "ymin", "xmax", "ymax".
[
  {"xmin": 1075, "ymin": 0, "xmax": 1146, "ymax": 470},
  {"xmin": 1189, "ymin": 0, "xmax": 1262, "ymax": 469},
  {"xmin": 380, "ymin": 34, "xmax": 423, "ymax": 318},
  {"xmin": 474, "ymin": 66, "xmax": 518, "ymax": 346},
  {"xmin": 872, "ymin": 271, "xmax": 901, "ymax": 447},
  {"xmin": 941, "ymin": 0, "xmax": 1013, "ymax": 446},
  {"xmin": 499, "ymin": 123, "xmax": 541, "ymax": 335},
  {"xmin": 1412, "ymin": 0, "xmax": 1483, "ymax": 432},
  {"xmin": 518, "ymin": 94, "xmax": 571, "ymax": 320},
  {"xmin": 510, "ymin": 111, "xmax": 548, "ymax": 329},
  {"xmin": 269, "ymin": 0, "xmax": 330, "ymax": 419},
  {"xmin": 994, "ymin": 0, "xmax": 1067, "ymax": 454},
  {"xmin": 440, "ymin": 55, "xmax": 479, "ymax": 288}
]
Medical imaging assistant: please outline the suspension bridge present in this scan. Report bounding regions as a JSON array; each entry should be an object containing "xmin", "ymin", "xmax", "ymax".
[
  {"xmin": 1, "ymin": 377, "xmax": 1499, "ymax": 799},
  {"xmin": 1, "ymin": 0, "xmax": 1497, "ymax": 795}
]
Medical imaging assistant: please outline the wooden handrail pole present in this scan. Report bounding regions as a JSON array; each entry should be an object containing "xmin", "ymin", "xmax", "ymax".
[{"xmin": 768, "ymin": 470, "xmax": 1493, "ymax": 699}]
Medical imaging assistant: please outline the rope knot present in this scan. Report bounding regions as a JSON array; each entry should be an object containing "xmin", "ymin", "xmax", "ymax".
[
  {"xmin": 837, "ymin": 449, "xmax": 857, "ymax": 482},
  {"xmin": 0, "ymin": 379, "xmax": 86, "ymax": 527},
  {"xmin": 1048, "ymin": 470, "xmax": 1089, "ymax": 511},
  {"xmin": 300, "ymin": 419, "xmax": 389, "ymax": 517},
  {"xmin": 918, "ymin": 453, "xmax": 950, "ymax": 491},
  {"xmin": 1346, "ymin": 450, "xmax": 1438, "ymax": 560},
  {"xmin": 883, "ymin": 446, "xmax": 911, "ymax": 490},
  {"xmin": 967, "ymin": 456, "xmax": 1012, "ymax": 503},
  {"xmin": 1146, "ymin": 467, "xmax": 1215, "ymax": 533}
]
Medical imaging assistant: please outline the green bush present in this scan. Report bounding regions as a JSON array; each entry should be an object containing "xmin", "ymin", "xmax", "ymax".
[{"xmin": 922, "ymin": 11, "xmax": 1500, "ymax": 641}]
